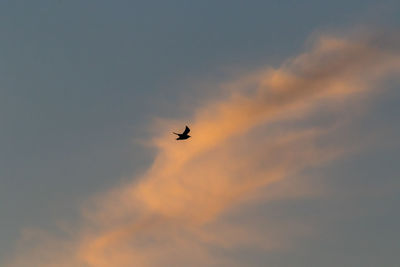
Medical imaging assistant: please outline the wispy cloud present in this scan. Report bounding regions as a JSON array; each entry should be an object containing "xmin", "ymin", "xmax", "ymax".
[{"xmin": 5, "ymin": 30, "xmax": 400, "ymax": 267}]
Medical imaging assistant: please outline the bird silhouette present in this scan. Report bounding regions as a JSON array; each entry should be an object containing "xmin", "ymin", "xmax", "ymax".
[{"xmin": 173, "ymin": 126, "xmax": 191, "ymax": 140}]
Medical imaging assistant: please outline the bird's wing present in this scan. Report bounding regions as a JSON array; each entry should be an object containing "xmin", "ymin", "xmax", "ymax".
[{"xmin": 183, "ymin": 126, "xmax": 190, "ymax": 135}]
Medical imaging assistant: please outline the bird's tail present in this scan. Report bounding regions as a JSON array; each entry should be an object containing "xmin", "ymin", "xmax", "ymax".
[{"xmin": 173, "ymin": 132, "xmax": 179, "ymax": 136}]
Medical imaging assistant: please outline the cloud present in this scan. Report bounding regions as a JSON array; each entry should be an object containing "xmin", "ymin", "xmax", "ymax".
[{"xmin": 5, "ymin": 30, "xmax": 400, "ymax": 267}]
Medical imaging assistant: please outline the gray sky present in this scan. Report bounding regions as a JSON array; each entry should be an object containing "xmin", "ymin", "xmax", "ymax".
[{"xmin": 1, "ymin": 1, "xmax": 400, "ymax": 266}]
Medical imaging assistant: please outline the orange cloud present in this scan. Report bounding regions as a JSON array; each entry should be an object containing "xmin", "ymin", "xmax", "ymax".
[{"xmin": 5, "ymin": 31, "xmax": 400, "ymax": 267}]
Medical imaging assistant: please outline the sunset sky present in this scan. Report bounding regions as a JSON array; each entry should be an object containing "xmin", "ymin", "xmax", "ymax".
[{"xmin": 1, "ymin": 1, "xmax": 400, "ymax": 266}]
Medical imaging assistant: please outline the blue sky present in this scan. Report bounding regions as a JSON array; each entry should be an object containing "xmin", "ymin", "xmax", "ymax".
[{"xmin": 1, "ymin": 1, "xmax": 400, "ymax": 266}]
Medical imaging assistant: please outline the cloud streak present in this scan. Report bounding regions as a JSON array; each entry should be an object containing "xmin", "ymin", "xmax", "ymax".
[{"xmin": 5, "ymin": 30, "xmax": 400, "ymax": 267}]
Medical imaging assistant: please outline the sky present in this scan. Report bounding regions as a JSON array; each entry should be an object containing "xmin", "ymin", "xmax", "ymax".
[{"xmin": 1, "ymin": 1, "xmax": 400, "ymax": 266}]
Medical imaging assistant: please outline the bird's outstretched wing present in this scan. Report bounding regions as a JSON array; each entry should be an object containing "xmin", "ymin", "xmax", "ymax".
[{"xmin": 183, "ymin": 126, "xmax": 190, "ymax": 135}]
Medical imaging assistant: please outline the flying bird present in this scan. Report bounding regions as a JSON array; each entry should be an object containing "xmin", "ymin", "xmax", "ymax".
[{"xmin": 173, "ymin": 126, "xmax": 191, "ymax": 140}]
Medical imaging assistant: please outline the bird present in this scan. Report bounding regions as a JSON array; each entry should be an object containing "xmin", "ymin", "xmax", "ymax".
[{"xmin": 173, "ymin": 126, "xmax": 191, "ymax": 140}]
